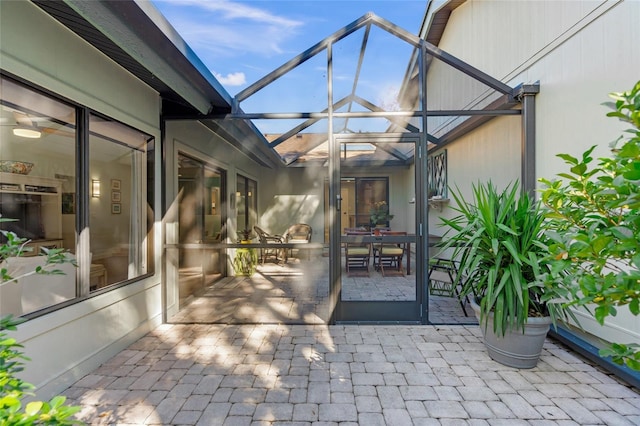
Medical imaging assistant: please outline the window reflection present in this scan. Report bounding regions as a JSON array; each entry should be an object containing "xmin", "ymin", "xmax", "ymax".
[
  {"xmin": 236, "ymin": 175, "xmax": 257, "ymax": 240},
  {"xmin": 88, "ymin": 113, "xmax": 152, "ymax": 291},
  {"xmin": 0, "ymin": 75, "xmax": 76, "ymax": 316}
]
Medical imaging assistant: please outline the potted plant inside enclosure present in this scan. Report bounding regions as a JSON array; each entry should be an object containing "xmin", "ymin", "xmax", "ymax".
[{"xmin": 438, "ymin": 181, "xmax": 573, "ymax": 368}]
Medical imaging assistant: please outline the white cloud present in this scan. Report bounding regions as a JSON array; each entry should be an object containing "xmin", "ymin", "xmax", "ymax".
[
  {"xmin": 159, "ymin": 0, "xmax": 303, "ymax": 57},
  {"xmin": 187, "ymin": 0, "xmax": 302, "ymax": 28},
  {"xmin": 214, "ymin": 71, "xmax": 246, "ymax": 86}
]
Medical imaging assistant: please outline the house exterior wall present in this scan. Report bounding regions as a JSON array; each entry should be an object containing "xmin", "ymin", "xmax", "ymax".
[
  {"xmin": 428, "ymin": 115, "xmax": 522, "ymax": 237},
  {"xmin": 428, "ymin": 0, "xmax": 640, "ymax": 349},
  {"xmin": 1, "ymin": 1, "xmax": 163, "ymax": 397}
]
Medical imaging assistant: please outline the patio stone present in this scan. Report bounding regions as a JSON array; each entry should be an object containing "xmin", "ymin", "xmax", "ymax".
[
  {"xmin": 319, "ymin": 402, "xmax": 358, "ymax": 422},
  {"xmin": 61, "ymin": 323, "xmax": 640, "ymax": 425}
]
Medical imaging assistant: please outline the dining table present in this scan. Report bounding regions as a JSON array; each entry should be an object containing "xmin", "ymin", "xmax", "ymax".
[{"xmin": 341, "ymin": 232, "xmax": 442, "ymax": 275}]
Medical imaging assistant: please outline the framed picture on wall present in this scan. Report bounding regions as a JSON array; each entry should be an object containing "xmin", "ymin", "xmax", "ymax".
[
  {"xmin": 111, "ymin": 179, "xmax": 121, "ymax": 190},
  {"xmin": 111, "ymin": 203, "xmax": 121, "ymax": 214},
  {"xmin": 62, "ymin": 192, "xmax": 76, "ymax": 214},
  {"xmin": 111, "ymin": 191, "xmax": 121, "ymax": 202}
]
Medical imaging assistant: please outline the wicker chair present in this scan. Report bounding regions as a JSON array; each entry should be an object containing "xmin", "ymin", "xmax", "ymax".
[
  {"xmin": 284, "ymin": 223, "xmax": 312, "ymax": 261},
  {"xmin": 253, "ymin": 226, "xmax": 284, "ymax": 264}
]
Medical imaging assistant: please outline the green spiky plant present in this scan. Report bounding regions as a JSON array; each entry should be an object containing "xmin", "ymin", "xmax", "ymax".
[
  {"xmin": 539, "ymin": 81, "xmax": 640, "ymax": 371},
  {"xmin": 438, "ymin": 181, "xmax": 572, "ymax": 337},
  {"xmin": 0, "ymin": 218, "xmax": 83, "ymax": 425}
]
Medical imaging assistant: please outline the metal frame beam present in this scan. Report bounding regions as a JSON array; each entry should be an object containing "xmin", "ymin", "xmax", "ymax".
[{"xmin": 516, "ymin": 83, "xmax": 541, "ymax": 196}]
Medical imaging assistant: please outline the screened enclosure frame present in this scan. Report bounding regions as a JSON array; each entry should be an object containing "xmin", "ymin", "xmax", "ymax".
[{"xmin": 199, "ymin": 12, "xmax": 538, "ymax": 323}]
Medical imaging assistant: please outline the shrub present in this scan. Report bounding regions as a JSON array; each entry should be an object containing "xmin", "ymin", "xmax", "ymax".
[
  {"xmin": 540, "ymin": 81, "xmax": 640, "ymax": 370},
  {"xmin": 0, "ymin": 219, "xmax": 83, "ymax": 424}
]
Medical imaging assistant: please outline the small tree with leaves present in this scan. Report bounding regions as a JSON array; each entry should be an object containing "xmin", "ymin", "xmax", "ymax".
[
  {"xmin": 539, "ymin": 81, "xmax": 640, "ymax": 371},
  {"xmin": 0, "ymin": 218, "xmax": 82, "ymax": 425}
]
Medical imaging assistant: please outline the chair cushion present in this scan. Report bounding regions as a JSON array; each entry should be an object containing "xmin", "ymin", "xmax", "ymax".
[
  {"xmin": 347, "ymin": 247, "xmax": 370, "ymax": 255},
  {"xmin": 289, "ymin": 237, "xmax": 309, "ymax": 243},
  {"xmin": 380, "ymin": 247, "xmax": 403, "ymax": 255}
]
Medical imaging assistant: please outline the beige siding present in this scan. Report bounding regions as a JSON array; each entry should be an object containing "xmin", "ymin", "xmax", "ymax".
[{"xmin": 429, "ymin": 0, "xmax": 640, "ymax": 349}]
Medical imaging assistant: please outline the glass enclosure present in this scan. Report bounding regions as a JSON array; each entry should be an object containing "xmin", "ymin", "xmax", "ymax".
[{"xmin": 176, "ymin": 13, "xmax": 517, "ymax": 324}]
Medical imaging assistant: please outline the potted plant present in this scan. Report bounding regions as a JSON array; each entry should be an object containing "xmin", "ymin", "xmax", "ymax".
[
  {"xmin": 236, "ymin": 229, "xmax": 253, "ymax": 243},
  {"xmin": 438, "ymin": 181, "xmax": 572, "ymax": 368},
  {"xmin": 369, "ymin": 201, "xmax": 394, "ymax": 227}
]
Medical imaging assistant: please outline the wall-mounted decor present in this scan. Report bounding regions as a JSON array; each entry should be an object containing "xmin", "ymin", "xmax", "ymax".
[
  {"xmin": 111, "ymin": 179, "xmax": 121, "ymax": 190},
  {"xmin": 111, "ymin": 203, "xmax": 121, "ymax": 214},
  {"xmin": 111, "ymin": 191, "xmax": 121, "ymax": 202},
  {"xmin": 91, "ymin": 179, "xmax": 101, "ymax": 198},
  {"xmin": 62, "ymin": 192, "xmax": 75, "ymax": 214}
]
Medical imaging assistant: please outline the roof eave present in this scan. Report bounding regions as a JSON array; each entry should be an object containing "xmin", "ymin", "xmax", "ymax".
[
  {"xmin": 420, "ymin": 0, "xmax": 467, "ymax": 47},
  {"xmin": 33, "ymin": 0, "xmax": 233, "ymax": 115}
]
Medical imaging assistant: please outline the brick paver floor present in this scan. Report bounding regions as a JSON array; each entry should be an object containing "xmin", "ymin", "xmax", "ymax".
[{"xmin": 63, "ymin": 324, "xmax": 640, "ymax": 425}]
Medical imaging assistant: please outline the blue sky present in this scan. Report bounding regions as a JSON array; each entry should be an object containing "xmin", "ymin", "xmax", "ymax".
[{"xmin": 151, "ymin": 1, "xmax": 429, "ymax": 95}]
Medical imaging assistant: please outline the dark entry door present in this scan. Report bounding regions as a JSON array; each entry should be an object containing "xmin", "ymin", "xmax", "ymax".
[{"xmin": 333, "ymin": 136, "xmax": 425, "ymax": 323}]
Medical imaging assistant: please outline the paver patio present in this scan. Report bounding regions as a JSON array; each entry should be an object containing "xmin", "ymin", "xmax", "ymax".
[{"xmin": 63, "ymin": 323, "xmax": 640, "ymax": 425}]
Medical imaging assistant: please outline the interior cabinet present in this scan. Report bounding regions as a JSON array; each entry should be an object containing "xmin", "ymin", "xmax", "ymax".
[{"xmin": 0, "ymin": 172, "xmax": 64, "ymax": 255}]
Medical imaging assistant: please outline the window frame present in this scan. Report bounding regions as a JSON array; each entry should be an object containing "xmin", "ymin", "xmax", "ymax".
[{"xmin": 0, "ymin": 71, "xmax": 156, "ymax": 318}]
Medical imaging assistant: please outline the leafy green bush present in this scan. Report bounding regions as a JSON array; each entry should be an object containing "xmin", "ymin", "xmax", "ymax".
[
  {"xmin": 540, "ymin": 81, "xmax": 640, "ymax": 370},
  {"xmin": 0, "ymin": 219, "xmax": 83, "ymax": 425}
]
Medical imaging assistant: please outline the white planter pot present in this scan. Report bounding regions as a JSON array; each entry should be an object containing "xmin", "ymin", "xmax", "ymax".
[{"xmin": 470, "ymin": 298, "xmax": 551, "ymax": 369}]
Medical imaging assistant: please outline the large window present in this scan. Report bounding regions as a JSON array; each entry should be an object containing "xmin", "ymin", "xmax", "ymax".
[
  {"xmin": 324, "ymin": 177, "xmax": 390, "ymax": 238},
  {"xmin": 0, "ymin": 74, "xmax": 154, "ymax": 317},
  {"xmin": 88, "ymin": 113, "xmax": 154, "ymax": 291},
  {"xmin": 355, "ymin": 178, "xmax": 390, "ymax": 227}
]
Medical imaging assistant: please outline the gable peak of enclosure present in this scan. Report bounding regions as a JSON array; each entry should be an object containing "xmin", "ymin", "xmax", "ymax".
[{"xmin": 220, "ymin": 12, "xmax": 537, "ymax": 169}]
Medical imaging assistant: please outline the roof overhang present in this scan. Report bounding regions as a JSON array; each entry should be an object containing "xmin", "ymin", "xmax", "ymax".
[
  {"xmin": 32, "ymin": 0, "xmax": 233, "ymax": 116},
  {"xmin": 32, "ymin": 0, "xmax": 287, "ymax": 168},
  {"xmin": 419, "ymin": 0, "xmax": 467, "ymax": 47}
]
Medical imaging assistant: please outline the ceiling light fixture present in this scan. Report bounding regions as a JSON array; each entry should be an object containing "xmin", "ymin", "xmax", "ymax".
[{"xmin": 13, "ymin": 124, "xmax": 42, "ymax": 139}]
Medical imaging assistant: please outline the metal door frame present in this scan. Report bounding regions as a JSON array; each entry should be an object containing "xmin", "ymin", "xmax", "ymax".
[{"xmin": 331, "ymin": 134, "xmax": 427, "ymax": 324}]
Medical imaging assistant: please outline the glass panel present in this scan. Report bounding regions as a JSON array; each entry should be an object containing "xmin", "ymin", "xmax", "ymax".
[
  {"xmin": 269, "ymin": 119, "xmax": 329, "ymax": 165},
  {"xmin": 356, "ymin": 178, "xmax": 389, "ymax": 228},
  {"xmin": 247, "ymin": 178, "xmax": 257, "ymax": 233},
  {"xmin": 238, "ymin": 48, "xmax": 328, "ymax": 114},
  {"xmin": 425, "ymin": 52, "xmax": 508, "ymax": 141},
  {"xmin": 332, "ymin": 24, "xmax": 420, "ymax": 113},
  {"xmin": 236, "ymin": 175, "xmax": 257, "ymax": 240},
  {"xmin": 89, "ymin": 113, "xmax": 151, "ymax": 291},
  {"xmin": 177, "ymin": 155, "xmax": 224, "ymax": 307},
  {"xmin": 337, "ymin": 136, "xmax": 420, "ymax": 322},
  {"xmin": 236, "ymin": 176, "xmax": 247, "ymax": 239},
  {"xmin": 204, "ymin": 169, "xmax": 224, "ymax": 243},
  {"xmin": 0, "ymin": 76, "xmax": 77, "ymax": 316}
]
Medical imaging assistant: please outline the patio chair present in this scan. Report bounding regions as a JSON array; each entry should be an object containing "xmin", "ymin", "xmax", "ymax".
[
  {"xmin": 284, "ymin": 223, "xmax": 312, "ymax": 261},
  {"xmin": 428, "ymin": 257, "xmax": 468, "ymax": 316},
  {"xmin": 373, "ymin": 230, "xmax": 406, "ymax": 276},
  {"xmin": 253, "ymin": 226, "xmax": 285, "ymax": 264},
  {"xmin": 344, "ymin": 230, "xmax": 372, "ymax": 276}
]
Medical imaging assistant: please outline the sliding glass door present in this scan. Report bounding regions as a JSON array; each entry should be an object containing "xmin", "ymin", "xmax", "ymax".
[{"xmin": 177, "ymin": 154, "xmax": 226, "ymax": 307}]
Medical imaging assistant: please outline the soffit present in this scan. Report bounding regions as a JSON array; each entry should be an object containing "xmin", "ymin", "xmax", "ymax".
[
  {"xmin": 423, "ymin": 0, "xmax": 467, "ymax": 47},
  {"xmin": 32, "ymin": 0, "xmax": 233, "ymax": 116}
]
